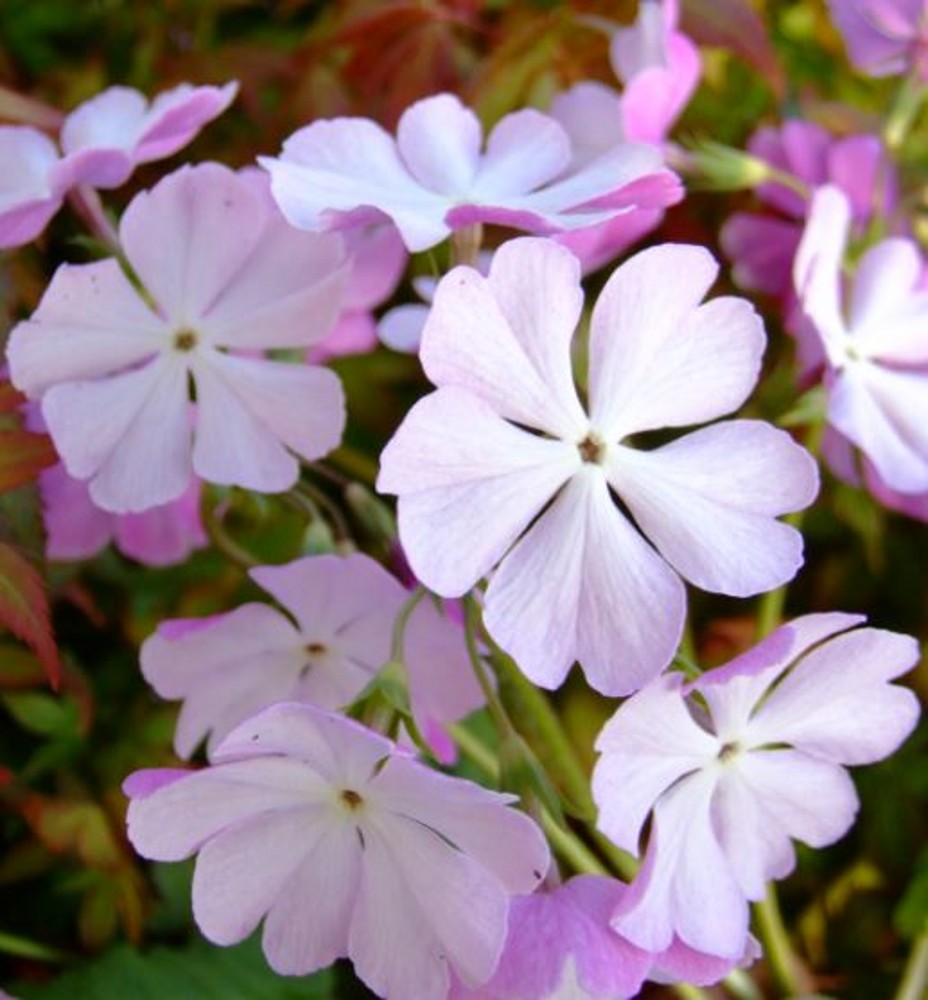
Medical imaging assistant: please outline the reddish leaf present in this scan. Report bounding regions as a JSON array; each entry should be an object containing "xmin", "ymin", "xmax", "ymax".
[
  {"xmin": 0, "ymin": 543, "xmax": 58, "ymax": 687},
  {"xmin": 0, "ymin": 383, "xmax": 26, "ymax": 414},
  {"xmin": 0, "ymin": 429, "xmax": 57, "ymax": 493},
  {"xmin": 682, "ymin": 0, "xmax": 785, "ymax": 97}
]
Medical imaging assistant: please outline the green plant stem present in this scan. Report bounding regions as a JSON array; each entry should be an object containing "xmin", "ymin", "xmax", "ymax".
[
  {"xmin": 328, "ymin": 445, "xmax": 379, "ymax": 487},
  {"xmin": 201, "ymin": 499, "xmax": 259, "ymax": 568},
  {"xmin": 753, "ymin": 888, "xmax": 800, "ymax": 997},
  {"xmin": 462, "ymin": 598, "xmax": 518, "ymax": 740},
  {"xmin": 893, "ymin": 930, "xmax": 928, "ymax": 1000},
  {"xmin": 293, "ymin": 479, "xmax": 352, "ymax": 543},
  {"xmin": 391, "ymin": 586, "xmax": 426, "ymax": 663}
]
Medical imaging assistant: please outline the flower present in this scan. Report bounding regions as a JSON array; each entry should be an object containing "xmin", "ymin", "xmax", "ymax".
[
  {"xmin": 7, "ymin": 163, "xmax": 348, "ymax": 513},
  {"xmin": 260, "ymin": 92, "xmax": 681, "ymax": 253},
  {"xmin": 0, "ymin": 82, "xmax": 237, "ymax": 249},
  {"xmin": 124, "ymin": 702, "xmax": 549, "ymax": 998},
  {"xmin": 592, "ymin": 613, "xmax": 921, "ymax": 960},
  {"xmin": 829, "ymin": 0, "xmax": 928, "ymax": 79},
  {"xmin": 449, "ymin": 875, "xmax": 743, "ymax": 999},
  {"xmin": 141, "ymin": 553, "xmax": 484, "ymax": 759},
  {"xmin": 378, "ymin": 237, "xmax": 818, "ymax": 695},
  {"xmin": 794, "ymin": 184, "xmax": 928, "ymax": 494},
  {"xmin": 720, "ymin": 120, "xmax": 896, "ymax": 300}
]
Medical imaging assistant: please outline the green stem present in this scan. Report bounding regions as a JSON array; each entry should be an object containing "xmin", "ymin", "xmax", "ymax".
[
  {"xmin": 201, "ymin": 498, "xmax": 259, "ymax": 569},
  {"xmin": 327, "ymin": 445, "xmax": 379, "ymax": 487},
  {"xmin": 463, "ymin": 598, "xmax": 518, "ymax": 740},
  {"xmin": 885, "ymin": 72, "xmax": 926, "ymax": 152},
  {"xmin": 391, "ymin": 586, "xmax": 426, "ymax": 663},
  {"xmin": 753, "ymin": 888, "xmax": 800, "ymax": 996},
  {"xmin": 893, "ymin": 930, "xmax": 928, "ymax": 1000},
  {"xmin": 294, "ymin": 479, "xmax": 352, "ymax": 543}
]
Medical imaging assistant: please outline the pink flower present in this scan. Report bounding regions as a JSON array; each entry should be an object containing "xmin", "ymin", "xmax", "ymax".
[
  {"xmin": 795, "ymin": 184, "xmax": 928, "ymax": 494},
  {"xmin": 310, "ymin": 223, "xmax": 408, "ymax": 363},
  {"xmin": 124, "ymin": 702, "xmax": 549, "ymax": 997},
  {"xmin": 260, "ymin": 92, "xmax": 681, "ymax": 253},
  {"xmin": 0, "ymin": 82, "xmax": 237, "ymax": 249},
  {"xmin": 829, "ymin": 0, "xmax": 928, "ymax": 78},
  {"xmin": 141, "ymin": 553, "xmax": 484, "ymax": 759},
  {"xmin": 377, "ymin": 238, "xmax": 818, "ymax": 695},
  {"xmin": 41, "ymin": 462, "xmax": 206, "ymax": 566},
  {"xmin": 593, "ymin": 613, "xmax": 921, "ymax": 960},
  {"xmin": 7, "ymin": 164, "xmax": 348, "ymax": 513},
  {"xmin": 720, "ymin": 120, "xmax": 896, "ymax": 300},
  {"xmin": 449, "ymin": 875, "xmax": 743, "ymax": 999}
]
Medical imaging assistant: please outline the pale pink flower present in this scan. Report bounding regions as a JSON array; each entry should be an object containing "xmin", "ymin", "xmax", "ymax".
[
  {"xmin": 829, "ymin": 0, "xmax": 928, "ymax": 78},
  {"xmin": 124, "ymin": 702, "xmax": 549, "ymax": 998},
  {"xmin": 720, "ymin": 120, "xmax": 896, "ymax": 301},
  {"xmin": 141, "ymin": 553, "xmax": 483, "ymax": 759},
  {"xmin": 41, "ymin": 462, "xmax": 206, "ymax": 566},
  {"xmin": 795, "ymin": 184, "xmax": 928, "ymax": 494},
  {"xmin": 378, "ymin": 237, "xmax": 817, "ymax": 695},
  {"xmin": 449, "ymin": 875, "xmax": 743, "ymax": 999},
  {"xmin": 310, "ymin": 223, "xmax": 408, "ymax": 363},
  {"xmin": 593, "ymin": 613, "xmax": 920, "ymax": 960},
  {"xmin": 260, "ymin": 92, "xmax": 681, "ymax": 253},
  {"xmin": 0, "ymin": 83, "xmax": 236, "ymax": 249},
  {"xmin": 7, "ymin": 164, "xmax": 348, "ymax": 513}
]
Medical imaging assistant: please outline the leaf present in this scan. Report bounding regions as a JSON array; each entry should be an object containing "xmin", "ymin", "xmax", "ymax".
[
  {"xmin": 682, "ymin": 0, "xmax": 785, "ymax": 97},
  {"xmin": 0, "ymin": 428, "xmax": 56, "ymax": 493},
  {"xmin": 12, "ymin": 936, "xmax": 339, "ymax": 1000},
  {"xmin": 896, "ymin": 848, "xmax": 928, "ymax": 939},
  {"xmin": 1, "ymin": 690, "xmax": 77, "ymax": 737},
  {"xmin": 0, "ymin": 542, "xmax": 58, "ymax": 686}
]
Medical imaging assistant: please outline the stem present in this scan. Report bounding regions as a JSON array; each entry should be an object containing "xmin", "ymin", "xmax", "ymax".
[
  {"xmin": 462, "ymin": 598, "xmax": 518, "ymax": 740},
  {"xmin": 451, "ymin": 223, "xmax": 483, "ymax": 267},
  {"xmin": 67, "ymin": 186, "xmax": 120, "ymax": 253},
  {"xmin": 885, "ymin": 72, "xmax": 926, "ymax": 153},
  {"xmin": 327, "ymin": 445, "xmax": 379, "ymax": 487},
  {"xmin": 893, "ymin": 930, "xmax": 928, "ymax": 1000},
  {"xmin": 753, "ymin": 889, "xmax": 800, "ymax": 996},
  {"xmin": 294, "ymin": 479, "xmax": 352, "ymax": 543},
  {"xmin": 0, "ymin": 85, "xmax": 63, "ymax": 129},
  {"xmin": 201, "ymin": 498, "xmax": 259, "ymax": 569},
  {"xmin": 391, "ymin": 586, "xmax": 426, "ymax": 663}
]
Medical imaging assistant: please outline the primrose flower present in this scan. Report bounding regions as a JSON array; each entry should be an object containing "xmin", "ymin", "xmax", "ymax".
[
  {"xmin": 450, "ymin": 875, "xmax": 743, "ymax": 999},
  {"xmin": 829, "ymin": 0, "xmax": 928, "ymax": 79},
  {"xmin": 0, "ymin": 82, "xmax": 237, "ymax": 249},
  {"xmin": 720, "ymin": 120, "xmax": 896, "ymax": 301},
  {"xmin": 141, "ymin": 553, "xmax": 483, "ymax": 759},
  {"xmin": 260, "ymin": 92, "xmax": 681, "ymax": 253},
  {"xmin": 7, "ymin": 163, "xmax": 348, "ymax": 513},
  {"xmin": 593, "ymin": 613, "xmax": 921, "ymax": 960},
  {"xmin": 378, "ymin": 238, "xmax": 817, "ymax": 695},
  {"xmin": 795, "ymin": 184, "xmax": 928, "ymax": 494},
  {"xmin": 124, "ymin": 702, "xmax": 549, "ymax": 998}
]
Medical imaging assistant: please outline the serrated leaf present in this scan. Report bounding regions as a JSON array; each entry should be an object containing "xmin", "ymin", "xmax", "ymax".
[
  {"xmin": 0, "ymin": 542, "xmax": 58, "ymax": 685},
  {"xmin": 12, "ymin": 936, "xmax": 338, "ymax": 999}
]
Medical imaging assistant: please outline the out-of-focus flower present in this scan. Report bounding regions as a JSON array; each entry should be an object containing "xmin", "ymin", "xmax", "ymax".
[
  {"xmin": 829, "ymin": 0, "xmax": 928, "ymax": 79},
  {"xmin": 449, "ymin": 875, "xmax": 745, "ymax": 999},
  {"xmin": 720, "ymin": 120, "xmax": 896, "ymax": 300},
  {"xmin": 378, "ymin": 237, "xmax": 818, "ymax": 695},
  {"xmin": 593, "ymin": 613, "xmax": 920, "ymax": 960},
  {"xmin": 124, "ymin": 702, "xmax": 549, "ymax": 998},
  {"xmin": 260, "ymin": 92, "xmax": 681, "ymax": 253},
  {"xmin": 310, "ymin": 223, "xmax": 408, "ymax": 363},
  {"xmin": 795, "ymin": 184, "xmax": 928, "ymax": 494},
  {"xmin": 141, "ymin": 553, "xmax": 483, "ymax": 759},
  {"xmin": 7, "ymin": 164, "xmax": 348, "ymax": 513},
  {"xmin": 0, "ymin": 82, "xmax": 237, "ymax": 249}
]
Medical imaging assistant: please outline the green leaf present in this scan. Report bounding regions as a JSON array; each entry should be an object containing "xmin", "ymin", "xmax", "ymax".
[
  {"xmin": 12, "ymin": 936, "xmax": 339, "ymax": 1000},
  {"xmin": 1, "ymin": 691, "xmax": 77, "ymax": 737},
  {"xmin": 896, "ymin": 849, "xmax": 928, "ymax": 939}
]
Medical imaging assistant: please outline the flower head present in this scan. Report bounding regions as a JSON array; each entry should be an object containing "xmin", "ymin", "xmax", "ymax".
[
  {"xmin": 378, "ymin": 237, "xmax": 817, "ymax": 695},
  {"xmin": 7, "ymin": 164, "xmax": 348, "ymax": 512},
  {"xmin": 795, "ymin": 184, "xmax": 928, "ymax": 494},
  {"xmin": 260, "ymin": 92, "xmax": 681, "ymax": 253},
  {"xmin": 124, "ymin": 702, "xmax": 549, "ymax": 998},
  {"xmin": 829, "ymin": 0, "xmax": 928, "ymax": 79},
  {"xmin": 592, "ymin": 613, "xmax": 921, "ymax": 959}
]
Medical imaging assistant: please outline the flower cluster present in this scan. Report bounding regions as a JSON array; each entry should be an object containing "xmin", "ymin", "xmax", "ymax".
[{"xmin": 0, "ymin": 3, "xmax": 925, "ymax": 999}]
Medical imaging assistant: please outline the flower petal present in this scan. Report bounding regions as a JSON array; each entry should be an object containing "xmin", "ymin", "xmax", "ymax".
[
  {"xmin": 588, "ymin": 244, "xmax": 763, "ymax": 437},
  {"xmin": 7, "ymin": 259, "xmax": 165, "ymax": 398},
  {"xmin": 396, "ymin": 93, "xmax": 481, "ymax": 195},
  {"xmin": 378, "ymin": 387, "xmax": 580, "ymax": 596},
  {"xmin": 607, "ymin": 422, "xmax": 817, "ymax": 596},
  {"xmin": 470, "ymin": 109, "xmax": 570, "ymax": 198},
  {"xmin": 420, "ymin": 239, "xmax": 588, "ymax": 438},
  {"xmin": 484, "ymin": 467, "xmax": 686, "ymax": 694}
]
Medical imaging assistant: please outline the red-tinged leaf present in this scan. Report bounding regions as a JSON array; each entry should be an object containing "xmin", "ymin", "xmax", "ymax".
[
  {"xmin": 0, "ymin": 543, "xmax": 58, "ymax": 687},
  {"xmin": 682, "ymin": 0, "xmax": 785, "ymax": 97},
  {"xmin": 0, "ymin": 429, "xmax": 57, "ymax": 493},
  {"xmin": 0, "ymin": 382, "xmax": 26, "ymax": 415}
]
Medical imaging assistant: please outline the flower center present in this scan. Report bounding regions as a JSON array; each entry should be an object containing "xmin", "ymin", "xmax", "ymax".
[
  {"xmin": 718, "ymin": 741, "xmax": 742, "ymax": 763},
  {"xmin": 340, "ymin": 788, "xmax": 363, "ymax": 810},
  {"xmin": 305, "ymin": 641, "xmax": 327, "ymax": 656},
  {"xmin": 577, "ymin": 432, "xmax": 606, "ymax": 465},
  {"xmin": 172, "ymin": 328, "xmax": 199, "ymax": 352}
]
